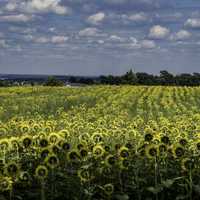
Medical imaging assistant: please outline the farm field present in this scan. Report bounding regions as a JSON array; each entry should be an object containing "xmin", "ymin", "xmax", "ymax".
[{"xmin": 1, "ymin": 86, "xmax": 200, "ymax": 200}]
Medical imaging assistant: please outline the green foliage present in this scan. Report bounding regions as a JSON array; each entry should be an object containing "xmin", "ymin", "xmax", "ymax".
[{"xmin": 44, "ymin": 76, "xmax": 64, "ymax": 87}]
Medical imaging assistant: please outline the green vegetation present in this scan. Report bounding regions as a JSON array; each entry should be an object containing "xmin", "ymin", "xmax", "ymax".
[{"xmin": 0, "ymin": 86, "xmax": 200, "ymax": 199}]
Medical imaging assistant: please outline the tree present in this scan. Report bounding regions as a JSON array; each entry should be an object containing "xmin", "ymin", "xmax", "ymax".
[
  {"xmin": 121, "ymin": 69, "xmax": 137, "ymax": 85},
  {"xmin": 44, "ymin": 76, "xmax": 64, "ymax": 87}
]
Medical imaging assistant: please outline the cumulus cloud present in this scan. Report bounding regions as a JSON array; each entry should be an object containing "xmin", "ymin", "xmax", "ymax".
[
  {"xmin": 87, "ymin": 12, "xmax": 105, "ymax": 25},
  {"xmin": 51, "ymin": 36, "xmax": 68, "ymax": 43},
  {"xmin": 170, "ymin": 30, "xmax": 191, "ymax": 41},
  {"xmin": 141, "ymin": 40, "xmax": 156, "ymax": 48},
  {"xmin": 184, "ymin": 18, "xmax": 200, "ymax": 29},
  {"xmin": 0, "ymin": 40, "xmax": 8, "ymax": 48},
  {"xmin": 34, "ymin": 36, "xmax": 50, "ymax": 43},
  {"xmin": 20, "ymin": 0, "xmax": 71, "ymax": 15},
  {"xmin": 5, "ymin": 2, "xmax": 17, "ymax": 12},
  {"xmin": 109, "ymin": 35, "xmax": 126, "ymax": 42},
  {"xmin": 148, "ymin": 25, "xmax": 170, "ymax": 39},
  {"xmin": 31, "ymin": 35, "xmax": 68, "ymax": 44},
  {"xmin": 0, "ymin": 14, "xmax": 33, "ymax": 22},
  {"xmin": 79, "ymin": 27, "xmax": 101, "ymax": 37},
  {"xmin": 125, "ymin": 12, "xmax": 148, "ymax": 22}
]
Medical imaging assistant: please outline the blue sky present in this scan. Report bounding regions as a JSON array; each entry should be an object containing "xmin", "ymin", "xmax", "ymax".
[{"xmin": 0, "ymin": 0, "xmax": 200, "ymax": 75}]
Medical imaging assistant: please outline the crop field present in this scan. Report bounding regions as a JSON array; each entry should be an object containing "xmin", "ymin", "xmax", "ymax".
[{"xmin": 1, "ymin": 86, "xmax": 200, "ymax": 200}]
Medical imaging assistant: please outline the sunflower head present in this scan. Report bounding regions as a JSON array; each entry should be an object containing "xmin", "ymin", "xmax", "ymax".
[
  {"xmin": 22, "ymin": 135, "xmax": 32, "ymax": 149},
  {"xmin": 173, "ymin": 145, "xmax": 185, "ymax": 158},
  {"xmin": 39, "ymin": 138, "xmax": 49, "ymax": 148},
  {"xmin": 5, "ymin": 162, "xmax": 19, "ymax": 177},
  {"xmin": 119, "ymin": 158, "xmax": 130, "ymax": 170},
  {"xmin": 79, "ymin": 148, "xmax": 88, "ymax": 158},
  {"xmin": 45, "ymin": 154, "xmax": 59, "ymax": 169},
  {"xmin": 105, "ymin": 155, "xmax": 116, "ymax": 167},
  {"xmin": 144, "ymin": 133, "xmax": 153, "ymax": 142},
  {"xmin": 91, "ymin": 133, "xmax": 103, "ymax": 143},
  {"xmin": 40, "ymin": 148, "xmax": 50, "ymax": 160},
  {"xmin": 35, "ymin": 165, "xmax": 48, "ymax": 180},
  {"xmin": 67, "ymin": 150, "xmax": 80, "ymax": 162},
  {"xmin": 181, "ymin": 158, "xmax": 195, "ymax": 172},
  {"xmin": 77, "ymin": 168, "xmax": 92, "ymax": 182},
  {"xmin": 61, "ymin": 142, "xmax": 71, "ymax": 152},
  {"xmin": 93, "ymin": 145, "xmax": 105, "ymax": 159},
  {"xmin": 0, "ymin": 177, "xmax": 13, "ymax": 192},
  {"xmin": 145, "ymin": 144, "xmax": 158, "ymax": 159},
  {"xmin": 118, "ymin": 146, "xmax": 129, "ymax": 159},
  {"xmin": 161, "ymin": 135, "xmax": 170, "ymax": 145},
  {"xmin": 179, "ymin": 138, "xmax": 188, "ymax": 147},
  {"xmin": 48, "ymin": 133, "xmax": 60, "ymax": 145},
  {"xmin": 103, "ymin": 183, "xmax": 114, "ymax": 196},
  {"xmin": 18, "ymin": 171, "xmax": 31, "ymax": 183}
]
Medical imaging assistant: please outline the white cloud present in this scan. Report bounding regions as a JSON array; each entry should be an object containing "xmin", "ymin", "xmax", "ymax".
[
  {"xmin": 148, "ymin": 25, "xmax": 170, "ymax": 39},
  {"xmin": 170, "ymin": 30, "xmax": 191, "ymax": 41},
  {"xmin": 127, "ymin": 12, "xmax": 147, "ymax": 22},
  {"xmin": 184, "ymin": 18, "xmax": 200, "ymax": 29},
  {"xmin": 109, "ymin": 35, "xmax": 125, "ymax": 42},
  {"xmin": 51, "ymin": 36, "xmax": 68, "ymax": 43},
  {"xmin": 141, "ymin": 40, "xmax": 156, "ymax": 49},
  {"xmin": 87, "ymin": 12, "xmax": 105, "ymax": 25},
  {"xmin": 35, "ymin": 37, "xmax": 50, "ymax": 43},
  {"xmin": 0, "ymin": 40, "xmax": 7, "ymax": 48},
  {"xmin": 20, "ymin": 0, "xmax": 70, "ymax": 15},
  {"xmin": 32, "ymin": 35, "xmax": 68, "ymax": 44},
  {"xmin": 0, "ymin": 14, "xmax": 33, "ymax": 22},
  {"xmin": 5, "ymin": 2, "xmax": 17, "ymax": 11},
  {"xmin": 79, "ymin": 27, "xmax": 100, "ymax": 37}
]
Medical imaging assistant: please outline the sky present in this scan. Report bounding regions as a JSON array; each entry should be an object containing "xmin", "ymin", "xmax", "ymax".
[{"xmin": 0, "ymin": 0, "xmax": 200, "ymax": 75}]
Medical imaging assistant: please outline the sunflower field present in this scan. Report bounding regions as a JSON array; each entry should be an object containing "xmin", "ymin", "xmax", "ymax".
[{"xmin": 1, "ymin": 86, "xmax": 200, "ymax": 200}]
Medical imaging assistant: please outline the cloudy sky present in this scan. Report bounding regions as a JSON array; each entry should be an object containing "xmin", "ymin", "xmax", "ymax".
[{"xmin": 0, "ymin": 0, "xmax": 200, "ymax": 75}]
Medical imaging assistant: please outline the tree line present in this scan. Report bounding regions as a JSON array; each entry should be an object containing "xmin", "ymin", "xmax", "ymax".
[{"xmin": 1, "ymin": 70, "xmax": 200, "ymax": 86}]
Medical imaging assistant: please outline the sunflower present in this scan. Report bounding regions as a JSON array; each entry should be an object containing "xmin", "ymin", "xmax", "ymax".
[
  {"xmin": 161, "ymin": 135, "xmax": 170, "ymax": 145},
  {"xmin": 61, "ymin": 142, "xmax": 71, "ymax": 152},
  {"xmin": 0, "ymin": 139, "xmax": 10, "ymax": 150},
  {"xmin": 119, "ymin": 158, "xmax": 130, "ymax": 170},
  {"xmin": 67, "ymin": 150, "xmax": 80, "ymax": 162},
  {"xmin": 181, "ymin": 158, "xmax": 195, "ymax": 171},
  {"xmin": 77, "ymin": 168, "xmax": 92, "ymax": 182},
  {"xmin": 40, "ymin": 148, "xmax": 50, "ymax": 160},
  {"xmin": 105, "ymin": 155, "xmax": 116, "ymax": 167},
  {"xmin": 32, "ymin": 124, "xmax": 41, "ymax": 132},
  {"xmin": 179, "ymin": 138, "xmax": 188, "ymax": 147},
  {"xmin": 173, "ymin": 145, "xmax": 185, "ymax": 158},
  {"xmin": 48, "ymin": 133, "xmax": 60, "ymax": 144},
  {"xmin": 39, "ymin": 138, "xmax": 49, "ymax": 148},
  {"xmin": 144, "ymin": 133, "xmax": 153, "ymax": 142},
  {"xmin": 103, "ymin": 183, "xmax": 114, "ymax": 196},
  {"xmin": 91, "ymin": 133, "xmax": 103, "ymax": 143},
  {"xmin": 35, "ymin": 165, "xmax": 48, "ymax": 180},
  {"xmin": 22, "ymin": 135, "xmax": 32, "ymax": 149},
  {"xmin": 93, "ymin": 145, "xmax": 105, "ymax": 159},
  {"xmin": 59, "ymin": 129, "xmax": 70, "ymax": 139},
  {"xmin": 5, "ymin": 162, "xmax": 19, "ymax": 177},
  {"xmin": 79, "ymin": 148, "xmax": 88, "ymax": 158},
  {"xmin": 145, "ymin": 144, "xmax": 158, "ymax": 159},
  {"xmin": 10, "ymin": 137, "xmax": 19, "ymax": 150},
  {"xmin": 118, "ymin": 146, "xmax": 130, "ymax": 159},
  {"xmin": 0, "ymin": 177, "xmax": 13, "ymax": 192},
  {"xmin": 20, "ymin": 124, "xmax": 30, "ymax": 133},
  {"xmin": 18, "ymin": 171, "xmax": 31, "ymax": 183},
  {"xmin": 45, "ymin": 154, "xmax": 59, "ymax": 169},
  {"xmin": 44, "ymin": 125, "xmax": 53, "ymax": 134}
]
